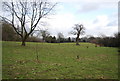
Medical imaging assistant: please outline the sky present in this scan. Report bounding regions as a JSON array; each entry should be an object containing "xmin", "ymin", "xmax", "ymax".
[
  {"xmin": 40, "ymin": 0, "xmax": 119, "ymax": 38},
  {"xmin": 0, "ymin": 0, "xmax": 119, "ymax": 38}
]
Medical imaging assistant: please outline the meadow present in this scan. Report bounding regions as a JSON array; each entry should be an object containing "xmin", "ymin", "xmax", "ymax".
[{"xmin": 2, "ymin": 41, "xmax": 118, "ymax": 79}]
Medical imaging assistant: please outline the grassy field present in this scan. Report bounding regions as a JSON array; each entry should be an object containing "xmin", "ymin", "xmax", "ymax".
[{"xmin": 2, "ymin": 41, "xmax": 118, "ymax": 79}]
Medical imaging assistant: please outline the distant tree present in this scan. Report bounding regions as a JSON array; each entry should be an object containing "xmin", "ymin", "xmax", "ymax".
[
  {"xmin": 87, "ymin": 35, "xmax": 95, "ymax": 43},
  {"xmin": 71, "ymin": 24, "xmax": 85, "ymax": 45},
  {"xmin": 81, "ymin": 37, "xmax": 87, "ymax": 42},
  {"xmin": 114, "ymin": 32, "xmax": 120, "ymax": 47},
  {"xmin": 45, "ymin": 36, "xmax": 52, "ymax": 43},
  {"xmin": 2, "ymin": 21, "xmax": 15, "ymax": 41},
  {"xmin": 89, "ymin": 36, "xmax": 95, "ymax": 40},
  {"xmin": 1, "ymin": 1, "xmax": 56, "ymax": 46},
  {"xmin": 57, "ymin": 32, "xmax": 64, "ymax": 43},
  {"xmin": 94, "ymin": 32, "xmax": 120, "ymax": 47},
  {"xmin": 2, "ymin": 21, "xmax": 20, "ymax": 41},
  {"xmin": 45, "ymin": 35, "xmax": 57, "ymax": 43},
  {"xmin": 26, "ymin": 36, "xmax": 43, "ymax": 42},
  {"xmin": 68, "ymin": 37, "xmax": 71, "ymax": 42},
  {"xmin": 40, "ymin": 29, "xmax": 50, "ymax": 42},
  {"xmin": 51, "ymin": 36, "xmax": 56, "ymax": 43}
]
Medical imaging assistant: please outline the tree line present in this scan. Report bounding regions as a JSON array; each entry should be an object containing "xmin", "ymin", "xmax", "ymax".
[
  {"xmin": 2, "ymin": 20, "xmax": 119, "ymax": 48},
  {"xmin": 1, "ymin": 21, "xmax": 72, "ymax": 43},
  {"xmin": 80, "ymin": 34, "xmax": 119, "ymax": 47}
]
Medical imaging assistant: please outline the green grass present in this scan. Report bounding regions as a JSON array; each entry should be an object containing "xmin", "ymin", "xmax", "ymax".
[{"xmin": 2, "ymin": 41, "xmax": 118, "ymax": 79}]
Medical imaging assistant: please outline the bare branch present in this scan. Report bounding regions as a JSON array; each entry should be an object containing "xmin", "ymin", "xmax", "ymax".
[
  {"xmin": 43, "ymin": 3, "xmax": 57, "ymax": 17},
  {"xmin": 0, "ymin": 16, "xmax": 12, "ymax": 23}
]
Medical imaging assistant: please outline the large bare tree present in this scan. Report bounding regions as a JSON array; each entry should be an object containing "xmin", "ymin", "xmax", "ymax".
[
  {"xmin": 71, "ymin": 24, "xmax": 85, "ymax": 45},
  {"xmin": 1, "ymin": 0, "xmax": 56, "ymax": 46}
]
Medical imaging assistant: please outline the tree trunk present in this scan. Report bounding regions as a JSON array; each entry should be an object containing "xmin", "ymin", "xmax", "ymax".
[
  {"xmin": 76, "ymin": 33, "xmax": 80, "ymax": 45},
  {"xmin": 21, "ymin": 34, "xmax": 29, "ymax": 46},
  {"xmin": 21, "ymin": 40, "xmax": 26, "ymax": 46},
  {"xmin": 76, "ymin": 39, "xmax": 79, "ymax": 45},
  {"xmin": 21, "ymin": 37, "xmax": 26, "ymax": 46}
]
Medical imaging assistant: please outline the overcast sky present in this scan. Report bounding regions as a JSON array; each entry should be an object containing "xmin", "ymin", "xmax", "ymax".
[
  {"xmin": 39, "ymin": 0, "xmax": 119, "ymax": 38},
  {"xmin": 1, "ymin": 0, "xmax": 119, "ymax": 38}
]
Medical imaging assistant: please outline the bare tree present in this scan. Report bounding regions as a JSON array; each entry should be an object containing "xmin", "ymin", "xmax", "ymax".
[
  {"xmin": 1, "ymin": 0, "xmax": 56, "ymax": 46},
  {"xmin": 40, "ymin": 29, "xmax": 50, "ymax": 42},
  {"xmin": 71, "ymin": 24, "xmax": 85, "ymax": 45}
]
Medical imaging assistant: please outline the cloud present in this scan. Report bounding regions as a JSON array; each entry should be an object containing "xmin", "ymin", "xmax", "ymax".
[
  {"xmin": 78, "ymin": 3, "xmax": 100, "ymax": 13},
  {"xmin": 85, "ymin": 14, "xmax": 118, "ymax": 36},
  {"xmin": 77, "ymin": 2, "xmax": 118, "ymax": 13},
  {"xmin": 41, "ymin": 12, "xmax": 118, "ymax": 37},
  {"xmin": 93, "ymin": 15, "xmax": 109, "ymax": 26},
  {"xmin": 107, "ymin": 20, "xmax": 118, "ymax": 26},
  {"xmin": 107, "ymin": 12, "xmax": 118, "ymax": 26},
  {"xmin": 40, "ymin": 13, "xmax": 78, "ymax": 37},
  {"xmin": 93, "ymin": 13, "xmax": 118, "ymax": 27}
]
